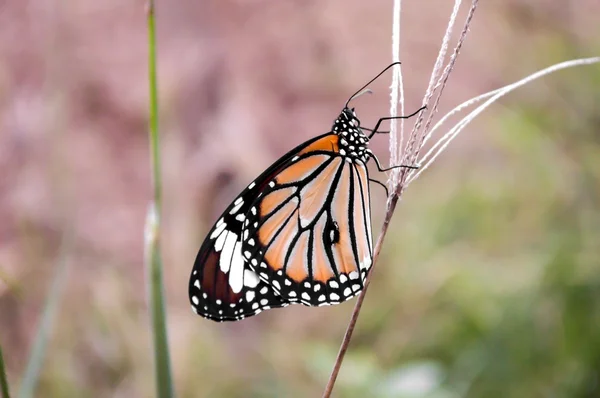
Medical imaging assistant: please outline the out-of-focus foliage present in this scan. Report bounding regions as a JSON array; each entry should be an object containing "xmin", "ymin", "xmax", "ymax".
[{"xmin": 0, "ymin": 1, "xmax": 598, "ymax": 397}]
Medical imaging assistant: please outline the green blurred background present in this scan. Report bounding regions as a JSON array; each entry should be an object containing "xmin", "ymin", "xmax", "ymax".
[{"xmin": 1, "ymin": 1, "xmax": 599, "ymax": 397}]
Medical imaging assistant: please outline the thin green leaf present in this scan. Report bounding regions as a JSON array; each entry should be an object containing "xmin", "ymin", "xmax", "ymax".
[
  {"xmin": 145, "ymin": 1, "xmax": 174, "ymax": 396},
  {"xmin": 0, "ymin": 345, "xmax": 11, "ymax": 398},
  {"xmin": 18, "ymin": 238, "xmax": 70, "ymax": 398}
]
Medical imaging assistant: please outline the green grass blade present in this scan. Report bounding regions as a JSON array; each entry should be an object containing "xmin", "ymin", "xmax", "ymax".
[
  {"xmin": 18, "ymin": 240, "xmax": 70, "ymax": 398},
  {"xmin": 0, "ymin": 344, "xmax": 11, "ymax": 398},
  {"xmin": 145, "ymin": 1, "xmax": 174, "ymax": 397}
]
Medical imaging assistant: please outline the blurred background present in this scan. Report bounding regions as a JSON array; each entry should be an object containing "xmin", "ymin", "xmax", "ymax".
[{"xmin": 1, "ymin": 1, "xmax": 599, "ymax": 397}]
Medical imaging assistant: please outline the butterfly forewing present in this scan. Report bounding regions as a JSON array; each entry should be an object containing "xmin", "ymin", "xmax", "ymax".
[{"xmin": 241, "ymin": 134, "xmax": 374, "ymax": 307}]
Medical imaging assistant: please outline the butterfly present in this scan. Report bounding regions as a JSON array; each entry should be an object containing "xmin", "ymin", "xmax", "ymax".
[{"xmin": 189, "ymin": 63, "xmax": 424, "ymax": 322}]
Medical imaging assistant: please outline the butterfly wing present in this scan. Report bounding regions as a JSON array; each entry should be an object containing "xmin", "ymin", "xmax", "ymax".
[
  {"xmin": 189, "ymin": 133, "xmax": 338, "ymax": 321},
  {"xmin": 241, "ymin": 136, "xmax": 373, "ymax": 307}
]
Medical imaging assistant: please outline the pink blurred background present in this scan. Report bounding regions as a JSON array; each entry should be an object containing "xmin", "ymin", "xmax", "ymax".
[{"xmin": 1, "ymin": 1, "xmax": 599, "ymax": 397}]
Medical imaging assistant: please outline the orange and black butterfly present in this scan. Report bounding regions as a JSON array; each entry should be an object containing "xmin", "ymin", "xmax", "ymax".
[{"xmin": 189, "ymin": 63, "xmax": 423, "ymax": 321}]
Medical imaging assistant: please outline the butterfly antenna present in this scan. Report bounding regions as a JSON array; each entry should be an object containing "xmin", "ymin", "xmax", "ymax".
[
  {"xmin": 346, "ymin": 88, "xmax": 373, "ymax": 105},
  {"xmin": 345, "ymin": 62, "xmax": 402, "ymax": 107}
]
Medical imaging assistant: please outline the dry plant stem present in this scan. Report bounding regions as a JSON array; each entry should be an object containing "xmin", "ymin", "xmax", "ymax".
[
  {"xmin": 321, "ymin": 192, "xmax": 401, "ymax": 398},
  {"xmin": 402, "ymin": 0, "xmax": 463, "ymax": 168},
  {"xmin": 418, "ymin": 0, "xmax": 479, "ymax": 149},
  {"xmin": 408, "ymin": 56, "xmax": 600, "ymax": 185},
  {"xmin": 405, "ymin": 0, "xmax": 478, "ymax": 172}
]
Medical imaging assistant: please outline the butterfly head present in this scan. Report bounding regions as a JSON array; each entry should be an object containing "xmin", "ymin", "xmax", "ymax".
[{"xmin": 332, "ymin": 107, "xmax": 370, "ymax": 162}]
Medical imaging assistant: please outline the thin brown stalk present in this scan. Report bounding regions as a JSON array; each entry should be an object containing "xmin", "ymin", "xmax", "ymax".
[{"xmin": 321, "ymin": 191, "xmax": 401, "ymax": 398}]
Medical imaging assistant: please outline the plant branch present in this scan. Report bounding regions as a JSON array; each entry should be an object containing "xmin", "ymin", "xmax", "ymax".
[{"xmin": 409, "ymin": 56, "xmax": 600, "ymax": 185}]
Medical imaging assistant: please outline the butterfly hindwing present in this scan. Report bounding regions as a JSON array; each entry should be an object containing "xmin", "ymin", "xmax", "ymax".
[
  {"xmin": 189, "ymin": 182, "xmax": 289, "ymax": 322},
  {"xmin": 189, "ymin": 133, "xmax": 339, "ymax": 321}
]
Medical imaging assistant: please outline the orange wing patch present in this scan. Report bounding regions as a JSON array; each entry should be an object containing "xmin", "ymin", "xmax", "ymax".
[
  {"xmin": 262, "ymin": 207, "xmax": 299, "ymax": 271},
  {"xmin": 276, "ymin": 154, "xmax": 330, "ymax": 185},
  {"xmin": 260, "ymin": 187, "xmax": 296, "ymax": 216},
  {"xmin": 259, "ymin": 199, "xmax": 298, "ymax": 251},
  {"xmin": 297, "ymin": 134, "xmax": 339, "ymax": 155},
  {"xmin": 297, "ymin": 157, "xmax": 342, "ymax": 228},
  {"xmin": 285, "ymin": 230, "xmax": 311, "ymax": 283}
]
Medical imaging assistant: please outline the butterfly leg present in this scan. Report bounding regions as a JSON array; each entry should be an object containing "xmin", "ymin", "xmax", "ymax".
[
  {"xmin": 370, "ymin": 152, "xmax": 419, "ymax": 173},
  {"xmin": 361, "ymin": 127, "xmax": 389, "ymax": 135},
  {"xmin": 366, "ymin": 106, "xmax": 427, "ymax": 139},
  {"xmin": 368, "ymin": 178, "xmax": 389, "ymax": 196}
]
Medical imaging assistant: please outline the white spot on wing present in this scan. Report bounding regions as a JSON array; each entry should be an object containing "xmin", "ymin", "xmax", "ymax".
[
  {"xmin": 219, "ymin": 232, "xmax": 237, "ymax": 272},
  {"xmin": 246, "ymin": 290, "xmax": 255, "ymax": 302},
  {"xmin": 243, "ymin": 269, "xmax": 260, "ymax": 288},
  {"xmin": 210, "ymin": 222, "xmax": 226, "ymax": 239},
  {"xmin": 214, "ymin": 230, "xmax": 228, "ymax": 252},
  {"xmin": 230, "ymin": 201, "xmax": 243, "ymax": 215},
  {"xmin": 361, "ymin": 255, "xmax": 372, "ymax": 270},
  {"xmin": 228, "ymin": 242, "xmax": 245, "ymax": 293}
]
